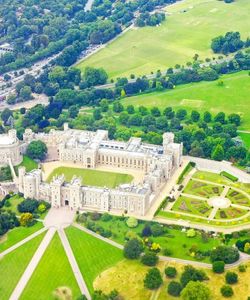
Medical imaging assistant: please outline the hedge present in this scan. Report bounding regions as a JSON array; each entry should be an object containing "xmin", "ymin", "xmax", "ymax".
[
  {"xmin": 220, "ymin": 171, "xmax": 238, "ymax": 182},
  {"xmin": 177, "ymin": 162, "xmax": 196, "ymax": 184}
]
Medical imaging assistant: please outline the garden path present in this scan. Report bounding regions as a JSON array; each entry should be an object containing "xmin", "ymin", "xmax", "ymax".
[
  {"xmin": 0, "ymin": 227, "xmax": 47, "ymax": 257},
  {"xmin": 9, "ymin": 227, "xmax": 56, "ymax": 300},
  {"xmin": 58, "ymin": 228, "xmax": 91, "ymax": 300}
]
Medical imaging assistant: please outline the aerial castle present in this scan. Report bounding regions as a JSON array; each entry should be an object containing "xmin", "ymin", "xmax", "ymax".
[{"xmin": 1, "ymin": 124, "xmax": 183, "ymax": 216}]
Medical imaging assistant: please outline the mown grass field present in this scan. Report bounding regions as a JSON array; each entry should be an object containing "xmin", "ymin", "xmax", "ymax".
[
  {"xmin": 77, "ymin": 0, "xmax": 250, "ymax": 79},
  {"xmin": 20, "ymin": 233, "xmax": 81, "ymax": 300},
  {"xmin": 94, "ymin": 259, "xmax": 250, "ymax": 300},
  {"xmin": 47, "ymin": 166, "xmax": 133, "ymax": 188},
  {"xmin": 0, "ymin": 231, "xmax": 46, "ymax": 300},
  {"xmin": 239, "ymin": 132, "xmax": 250, "ymax": 149},
  {"xmin": 121, "ymin": 71, "xmax": 250, "ymax": 130},
  {"xmin": 65, "ymin": 226, "xmax": 123, "ymax": 293},
  {"xmin": 15, "ymin": 155, "xmax": 38, "ymax": 173},
  {"xmin": 0, "ymin": 222, "xmax": 43, "ymax": 253}
]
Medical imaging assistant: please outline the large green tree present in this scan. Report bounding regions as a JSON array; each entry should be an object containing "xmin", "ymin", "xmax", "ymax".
[{"xmin": 26, "ymin": 140, "xmax": 47, "ymax": 160}]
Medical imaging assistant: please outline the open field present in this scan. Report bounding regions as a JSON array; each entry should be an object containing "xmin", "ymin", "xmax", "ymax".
[
  {"xmin": 94, "ymin": 259, "xmax": 250, "ymax": 300},
  {"xmin": 121, "ymin": 71, "xmax": 250, "ymax": 130},
  {"xmin": 239, "ymin": 132, "xmax": 250, "ymax": 148},
  {"xmin": 65, "ymin": 226, "xmax": 123, "ymax": 293},
  {"xmin": 46, "ymin": 166, "xmax": 133, "ymax": 188},
  {"xmin": 20, "ymin": 233, "xmax": 81, "ymax": 300},
  {"xmin": 76, "ymin": 0, "xmax": 250, "ymax": 79},
  {"xmin": 0, "ymin": 231, "xmax": 46, "ymax": 300},
  {"xmin": 0, "ymin": 222, "xmax": 43, "ymax": 253}
]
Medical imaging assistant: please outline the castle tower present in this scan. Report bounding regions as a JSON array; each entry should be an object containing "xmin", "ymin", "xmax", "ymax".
[
  {"xmin": 18, "ymin": 166, "xmax": 26, "ymax": 193},
  {"xmin": 50, "ymin": 175, "xmax": 64, "ymax": 208},
  {"xmin": 8, "ymin": 129, "xmax": 17, "ymax": 142}
]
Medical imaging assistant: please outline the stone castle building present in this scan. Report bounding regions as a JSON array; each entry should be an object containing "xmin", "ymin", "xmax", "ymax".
[
  {"xmin": 1, "ymin": 124, "xmax": 183, "ymax": 216},
  {"xmin": 0, "ymin": 130, "xmax": 23, "ymax": 167}
]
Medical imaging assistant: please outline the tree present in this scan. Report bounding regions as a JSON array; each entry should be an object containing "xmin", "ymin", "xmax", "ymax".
[
  {"xmin": 191, "ymin": 111, "xmax": 200, "ymax": 122},
  {"xmin": 225, "ymin": 272, "xmax": 238, "ymax": 284},
  {"xmin": 26, "ymin": 140, "xmax": 47, "ymax": 160},
  {"xmin": 144, "ymin": 268, "xmax": 163, "ymax": 289},
  {"xmin": 221, "ymin": 285, "xmax": 233, "ymax": 297},
  {"xmin": 20, "ymin": 212, "xmax": 33, "ymax": 226},
  {"xmin": 84, "ymin": 67, "xmax": 108, "ymax": 87},
  {"xmin": 141, "ymin": 252, "xmax": 159, "ymax": 266},
  {"xmin": 212, "ymin": 261, "xmax": 225, "ymax": 274},
  {"xmin": 210, "ymin": 246, "xmax": 239, "ymax": 264},
  {"xmin": 141, "ymin": 225, "xmax": 152, "ymax": 237},
  {"xmin": 187, "ymin": 229, "xmax": 196, "ymax": 238},
  {"xmin": 151, "ymin": 107, "xmax": 161, "ymax": 117},
  {"xmin": 203, "ymin": 111, "xmax": 212, "ymax": 123},
  {"xmin": 126, "ymin": 217, "xmax": 138, "ymax": 228},
  {"xmin": 165, "ymin": 266, "xmax": 177, "ymax": 278},
  {"xmin": 228, "ymin": 113, "xmax": 240, "ymax": 126},
  {"xmin": 180, "ymin": 266, "xmax": 208, "ymax": 287},
  {"xmin": 167, "ymin": 281, "xmax": 182, "ymax": 297},
  {"xmin": 124, "ymin": 238, "xmax": 143, "ymax": 259},
  {"xmin": 176, "ymin": 109, "xmax": 187, "ymax": 120},
  {"xmin": 211, "ymin": 144, "xmax": 224, "ymax": 161},
  {"xmin": 93, "ymin": 108, "xmax": 102, "ymax": 120},
  {"xmin": 151, "ymin": 223, "xmax": 164, "ymax": 237},
  {"xmin": 18, "ymin": 198, "xmax": 39, "ymax": 213},
  {"xmin": 113, "ymin": 102, "xmax": 124, "ymax": 113},
  {"xmin": 1, "ymin": 108, "xmax": 13, "ymax": 125},
  {"xmin": 214, "ymin": 112, "xmax": 226, "ymax": 124},
  {"xmin": 181, "ymin": 281, "xmax": 211, "ymax": 300},
  {"xmin": 127, "ymin": 105, "xmax": 135, "ymax": 114}
]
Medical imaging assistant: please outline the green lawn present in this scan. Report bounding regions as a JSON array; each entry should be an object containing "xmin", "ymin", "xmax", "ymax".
[
  {"xmin": 121, "ymin": 71, "xmax": 250, "ymax": 130},
  {"xmin": 20, "ymin": 233, "xmax": 81, "ymax": 300},
  {"xmin": 15, "ymin": 155, "xmax": 38, "ymax": 173},
  {"xmin": 215, "ymin": 206, "xmax": 248, "ymax": 220},
  {"xmin": 76, "ymin": 215, "xmax": 221, "ymax": 263},
  {"xmin": 0, "ymin": 231, "xmax": 46, "ymax": 300},
  {"xmin": 47, "ymin": 166, "xmax": 133, "ymax": 188},
  {"xmin": 65, "ymin": 226, "xmax": 123, "ymax": 293},
  {"xmin": 0, "ymin": 222, "xmax": 43, "ymax": 253},
  {"xmin": 6, "ymin": 194, "xmax": 24, "ymax": 215},
  {"xmin": 239, "ymin": 132, "xmax": 250, "ymax": 148},
  {"xmin": 77, "ymin": 0, "xmax": 250, "ymax": 79},
  {"xmin": 183, "ymin": 179, "xmax": 223, "ymax": 198}
]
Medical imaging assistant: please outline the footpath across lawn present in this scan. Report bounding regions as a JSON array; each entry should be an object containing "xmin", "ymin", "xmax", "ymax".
[
  {"xmin": 65, "ymin": 226, "xmax": 123, "ymax": 293},
  {"xmin": 20, "ymin": 232, "xmax": 81, "ymax": 300},
  {"xmin": 0, "ymin": 222, "xmax": 43, "ymax": 253},
  {"xmin": 0, "ymin": 231, "xmax": 46, "ymax": 300}
]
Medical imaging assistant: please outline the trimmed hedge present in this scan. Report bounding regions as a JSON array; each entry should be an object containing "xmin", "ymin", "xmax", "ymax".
[
  {"xmin": 220, "ymin": 171, "xmax": 238, "ymax": 182},
  {"xmin": 177, "ymin": 162, "xmax": 195, "ymax": 184}
]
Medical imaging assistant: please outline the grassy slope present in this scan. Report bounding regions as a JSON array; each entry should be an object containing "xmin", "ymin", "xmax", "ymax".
[
  {"xmin": 76, "ymin": 0, "xmax": 250, "ymax": 79},
  {"xmin": 47, "ymin": 166, "xmax": 133, "ymax": 188},
  {"xmin": 0, "ymin": 222, "xmax": 43, "ymax": 253},
  {"xmin": 20, "ymin": 233, "xmax": 81, "ymax": 300},
  {"xmin": 0, "ymin": 231, "xmax": 46, "ymax": 300},
  {"xmin": 121, "ymin": 71, "xmax": 250, "ymax": 130},
  {"xmin": 95, "ymin": 259, "xmax": 250, "ymax": 300},
  {"xmin": 65, "ymin": 226, "xmax": 123, "ymax": 293}
]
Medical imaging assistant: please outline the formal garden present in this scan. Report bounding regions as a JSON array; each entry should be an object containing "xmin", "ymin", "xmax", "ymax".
[{"xmin": 157, "ymin": 169, "xmax": 250, "ymax": 227}]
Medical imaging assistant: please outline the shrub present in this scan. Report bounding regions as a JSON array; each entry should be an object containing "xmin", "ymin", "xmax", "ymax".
[
  {"xmin": 124, "ymin": 238, "xmax": 143, "ymax": 259},
  {"xmin": 144, "ymin": 268, "xmax": 163, "ymax": 289},
  {"xmin": 4, "ymin": 200, "xmax": 11, "ymax": 207},
  {"xmin": 167, "ymin": 281, "xmax": 182, "ymax": 296},
  {"xmin": 181, "ymin": 281, "xmax": 210, "ymax": 300},
  {"xmin": 163, "ymin": 248, "xmax": 172, "ymax": 256},
  {"xmin": 212, "ymin": 261, "xmax": 225, "ymax": 274},
  {"xmin": 165, "ymin": 266, "xmax": 177, "ymax": 278},
  {"xmin": 141, "ymin": 225, "xmax": 152, "ymax": 237},
  {"xmin": 186, "ymin": 229, "xmax": 196, "ymax": 238},
  {"xmin": 151, "ymin": 223, "xmax": 164, "ymax": 237},
  {"xmin": 100, "ymin": 213, "xmax": 112, "ymax": 222},
  {"xmin": 38, "ymin": 203, "xmax": 46, "ymax": 213},
  {"xmin": 221, "ymin": 285, "xmax": 234, "ymax": 297},
  {"xmin": 210, "ymin": 246, "xmax": 239, "ymax": 264},
  {"xmin": 180, "ymin": 265, "xmax": 208, "ymax": 287},
  {"xmin": 90, "ymin": 212, "xmax": 101, "ymax": 221},
  {"xmin": 220, "ymin": 171, "xmax": 238, "ymax": 182},
  {"xmin": 126, "ymin": 217, "xmax": 138, "ymax": 228},
  {"xmin": 225, "ymin": 272, "xmax": 238, "ymax": 284},
  {"xmin": 141, "ymin": 252, "xmax": 159, "ymax": 266},
  {"xmin": 238, "ymin": 264, "xmax": 246, "ymax": 272}
]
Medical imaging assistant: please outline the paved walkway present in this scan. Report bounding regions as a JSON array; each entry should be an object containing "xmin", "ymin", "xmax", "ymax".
[
  {"xmin": 9, "ymin": 228, "xmax": 56, "ymax": 300},
  {"xmin": 58, "ymin": 229, "xmax": 91, "ymax": 300},
  {"xmin": 0, "ymin": 227, "xmax": 47, "ymax": 257}
]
